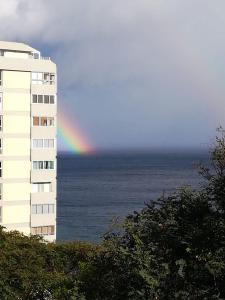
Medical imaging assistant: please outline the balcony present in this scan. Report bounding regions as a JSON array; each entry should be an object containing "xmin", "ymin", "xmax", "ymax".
[
  {"xmin": 30, "ymin": 53, "xmax": 50, "ymax": 61},
  {"xmin": 31, "ymin": 169, "xmax": 56, "ymax": 182},
  {"xmin": 31, "ymin": 192, "xmax": 56, "ymax": 204}
]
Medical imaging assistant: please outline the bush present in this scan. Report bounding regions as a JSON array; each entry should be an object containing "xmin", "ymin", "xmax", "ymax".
[
  {"xmin": 1, "ymin": 130, "xmax": 225, "ymax": 299},
  {"xmin": 0, "ymin": 229, "xmax": 99, "ymax": 299},
  {"xmin": 80, "ymin": 129, "xmax": 225, "ymax": 299}
]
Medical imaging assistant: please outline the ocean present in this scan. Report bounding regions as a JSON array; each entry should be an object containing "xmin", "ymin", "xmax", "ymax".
[{"xmin": 57, "ymin": 151, "xmax": 209, "ymax": 243}]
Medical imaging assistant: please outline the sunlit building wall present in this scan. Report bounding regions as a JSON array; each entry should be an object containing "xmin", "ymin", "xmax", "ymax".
[{"xmin": 0, "ymin": 41, "xmax": 57, "ymax": 242}]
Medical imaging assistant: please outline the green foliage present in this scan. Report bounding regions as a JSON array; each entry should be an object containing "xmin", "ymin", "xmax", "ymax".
[
  {"xmin": 1, "ymin": 130, "xmax": 225, "ymax": 299},
  {"xmin": 79, "ymin": 129, "xmax": 225, "ymax": 299},
  {"xmin": 0, "ymin": 230, "xmax": 98, "ymax": 299}
]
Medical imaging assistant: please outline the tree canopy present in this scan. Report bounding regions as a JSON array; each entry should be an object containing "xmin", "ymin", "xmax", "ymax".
[{"xmin": 1, "ymin": 130, "xmax": 225, "ymax": 299}]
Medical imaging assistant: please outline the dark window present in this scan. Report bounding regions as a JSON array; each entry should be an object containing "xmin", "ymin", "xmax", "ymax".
[
  {"xmin": 0, "ymin": 161, "xmax": 2, "ymax": 177},
  {"xmin": 50, "ymin": 95, "xmax": 55, "ymax": 104},
  {"xmin": 41, "ymin": 117, "xmax": 47, "ymax": 126},
  {"xmin": 32, "ymin": 95, "xmax": 37, "ymax": 103},
  {"xmin": 44, "ymin": 95, "xmax": 49, "ymax": 104},
  {"xmin": 33, "ymin": 117, "xmax": 39, "ymax": 126},
  {"xmin": 38, "ymin": 95, "xmax": 43, "ymax": 103}
]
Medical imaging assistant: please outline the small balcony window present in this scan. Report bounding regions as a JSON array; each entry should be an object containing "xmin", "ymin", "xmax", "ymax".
[
  {"xmin": 32, "ymin": 72, "xmax": 43, "ymax": 84},
  {"xmin": 50, "ymin": 96, "xmax": 55, "ymax": 104},
  {"xmin": 41, "ymin": 117, "xmax": 48, "ymax": 126},
  {"xmin": 32, "ymin": 95, "xmax": 37, "ymax": 103},
  {"xmin": 38, "ymin": 95, "xmax": 43, "ymax": 103},
  {"xmin": 31, "ymin": 225, "xmax": 55, "ymax": 236},
  {"xmin": 33, "ymin": 52, "xmax": 40, "ymax": 59},
  {"xmin": 0, "ymin": 116, "xmax": 3, "ymax": 131},
  {"xmin": 0, "ymin": 138, "xmax": 2, "ymax": 154},
  {"xmin": 0, "ymin": 207, "xmax": 2, "ymax": 223},
  {"xmin": 33, "ymin": 117, "xmax": 39, "ymax": 126},
  {"xmin": 43, "ymin": 73, "xmax": 55, "ymax": 85},
  {"xmin": 33, "ymin": 161, "xmax": 54, "ymax": 170},
  {"xmin": 0, "ymin": 183, "xmax": 2, "ymax": 200},
  {"xmin": 0, "ymin": 93, "xmax": 3, "ymax": 110},
  {"xmin": 33, "ymin": 116, "xmax": 55, "ymax": 127},
  {"xmin": 0, "ymin": 161, "xmax": 2, "ymax": 177},
  {"xmin": 32, "ymin": 94, "xmax": 55, "ymax": 104},
  {"xmin": 44, "ymin": 95, "xmax": 49, "ymax": 104}
]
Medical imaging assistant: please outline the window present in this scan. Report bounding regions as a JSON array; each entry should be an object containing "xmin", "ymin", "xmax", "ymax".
[
  {"xmin": 44, "ymin": 95, "xmax": 49, "ymax": 104},
  {"xmin": 33, "ymin": 52, "xmax": 40, "ymax": 59},
  {"xmin": 0, "ymin": 71, "xmax": 2, "ymax": 85},
  {"xmin": 43, "ymin": 205, "xmax": 48, "ymax": 214},
  {"xmin": 44, "ymin": 161, "xmax": 54, "ymax": 169},
  {"xmin": 33, "ymin": 139, "xmax": 43, "ymax": 148},
  {"xmin": 42, "ymin": 139, "xmax": 47, "ymax": 148},
  {"xmin": 0, "ymin": 183, "xmax": 2, "ymax": 200},
  {"xmin": 32, "ymin": 183, "xmax": 51, "ymax": 193},
  {"xmin": 48, "ymin": 117, "xmax": 54, "ymax": 126},
  {"xmin": 31, "ymin": 225, "xmax": 55, "ymax": 236},
  {"xmin": 33, "ymin": 117, "xmax": 55, "ymax": 127},
  {"xmin": 33, "ymin": 139, "xmax": 54, "ymax": 149},
  {"xmin": 32, "ymin": 94, "xmax": 55, "ymax": 104},
  {"xmin": 33, "ymin": 117, "xmax": 39, "ymax": 126},
  {"xmin": 0, "ymin": 138, "xmax": 2, "ymax": 154},
  {"xmin": 31, "ymin": 204, "xmax": 55, "ymax": 214},
  {"xmin": 33, "ymin": 161, "xmax": 54, "ymax": 170},
  {"xmin": 32, "ymin": 205, "xmax": 37, "ymax": 214},
  {"xmin": 50, "ymin": 74, "xmax": 55, "ymax": 84},
  {"xmin": 49, "ymin": 204, "xmax": 54, "ymax": 214},
  {"xmin": 38, "ymin": 95, "xmax": 43, "ymax": 103},
  {"xmin": 44, "ymin": 139, "xmax": 54, "ymax": 148},
  {"xmin": 0, "ymin": 116, "xmax": 3, "ymax": 131},
  {"xmin": 0, "ymin": 161, "xmax": 2, "ymax": 177},
  {"xmin": 43, "ymin": 73, "xmax": 55, "ymax": 85},
  {"xmin": 43, "ymin": 73, "xmax": 48, "ymax": 82},
  {"xmin": 32, "ymin": 72, "xmax": 43, "ymax": 84},
  {"xmin": 0, "ymin": 207, "xmax": 2, "ymax": 223},
  {"xmin": 0, "ymin": 93, "xmax": 3, "ymax": 110},
  {"xmin": 32, "ymin": 94, "xmax": 37, "ymax": 103},
  {"xmin": 33, "ymin": 161, "xmax": 44, "ymax": 170},
  {"xmin": 50, "ymin": 95, "xmax": 55, "ymax": 104},
  {"xmin": 36, "ymin": 204, "xmax": 43, "ymax": 214},
  {"xmin": 41, "ymin": 117, "xmax": 47, "ymax": 126}
]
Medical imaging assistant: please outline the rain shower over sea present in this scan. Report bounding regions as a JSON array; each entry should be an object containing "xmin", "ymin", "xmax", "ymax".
[{"xmin": 57, "ymin": 150, "xmax": 209, "ymax": 243}]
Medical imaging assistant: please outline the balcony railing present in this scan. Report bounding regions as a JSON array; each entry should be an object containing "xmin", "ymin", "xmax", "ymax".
[{"xmin": 31, "ymin": 55, "xmax": 51, "ymax": 61}]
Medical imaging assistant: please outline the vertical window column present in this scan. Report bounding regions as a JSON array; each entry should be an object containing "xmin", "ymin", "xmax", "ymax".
[
  {"xmin": 0, "ymin": 93, "xmax": 3, "ymax": 110},
  {"xmin": 0, "ymin": 162, "xmax": 2, "ymax": 177},
  {"xmin": 0, "ymin": 115, "xmax": 2, "ymax": 131},
  {"xmin": 0, "ymin": 138, "xmax": 3, "ymax": 154},
  {"xmin": 0, "ymin": 207, "xmax": 2, "ymax": 223},
  {"xmin": 0, "ymin": 183, "xmax": 2, "ymax": 200}
]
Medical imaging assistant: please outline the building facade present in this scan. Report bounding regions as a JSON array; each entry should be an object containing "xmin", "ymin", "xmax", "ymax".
[{"xmin": 0, "ymin": 41, "xmax": 57, "ymax": 242}]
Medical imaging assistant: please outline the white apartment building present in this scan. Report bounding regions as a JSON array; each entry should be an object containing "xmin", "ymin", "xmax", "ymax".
[{"xmin": 0, "ymin": 41, "xmax": 57, "ymax": 242}]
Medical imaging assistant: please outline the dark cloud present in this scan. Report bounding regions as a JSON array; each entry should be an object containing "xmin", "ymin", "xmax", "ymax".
[{"xmin": 0, "ymin": 0, "xmax": 224, "ymax": 150}]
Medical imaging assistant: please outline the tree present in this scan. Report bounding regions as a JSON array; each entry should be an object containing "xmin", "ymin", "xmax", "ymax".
[
  {"xmin": 1, "ymin": 130, "xmax": 225, "ymax": 299},
  {"xmin": 0, "ymin": 228, "xmax": 97, "ymax": 299},
  {"xmin": 80, "ymin": 129, "xmax": 225, "ymax": 299}
]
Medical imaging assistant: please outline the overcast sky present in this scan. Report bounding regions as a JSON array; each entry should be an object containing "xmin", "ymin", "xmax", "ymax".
[{"xmin": 1, "ymin": 0, "xmax": 225, "ymax": 151}]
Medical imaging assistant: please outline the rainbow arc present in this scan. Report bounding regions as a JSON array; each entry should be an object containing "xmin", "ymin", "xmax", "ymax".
[{"xmin": 57, "ymin": 112, "xmax": 93, "ymax": 154}]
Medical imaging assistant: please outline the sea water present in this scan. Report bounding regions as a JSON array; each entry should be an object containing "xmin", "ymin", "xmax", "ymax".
[{"xmin": 57, "ymin": 151, "xmax": 209, "ymax": 243}]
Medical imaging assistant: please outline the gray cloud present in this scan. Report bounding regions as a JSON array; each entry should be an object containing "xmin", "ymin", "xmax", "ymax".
[{"xmin": 0, "ymin": 0, "xmax": 224, "ymax": 150}]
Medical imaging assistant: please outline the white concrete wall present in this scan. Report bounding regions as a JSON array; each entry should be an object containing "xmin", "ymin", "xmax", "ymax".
[{"xmin": 0, "ymin": 43, "xmax": 57, "ymax": 242}]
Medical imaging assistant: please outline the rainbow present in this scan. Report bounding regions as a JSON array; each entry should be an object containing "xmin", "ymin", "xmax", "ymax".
[{"xmin": 57, "ymin": 111, "xmax": 94, "ymax": 154}]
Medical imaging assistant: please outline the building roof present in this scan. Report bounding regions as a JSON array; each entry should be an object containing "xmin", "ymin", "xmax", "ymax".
[{"xmin": 0, "ymin": 41, "xmax": 38, "ymax": 53}]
